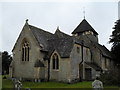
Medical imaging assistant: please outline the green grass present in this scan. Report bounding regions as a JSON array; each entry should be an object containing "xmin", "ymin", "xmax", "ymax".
[
  {"xmin": 0, "ymin": 75, "xmax": 2, "ymax": 90},
  {"xmin": 22, "ymin": 81, "xmax": 92, "ymax": 88},
  {"xmin": 2, "ymin": 79, "xmax": 13, "ymax": 88},
  {"xmin": 2, "ymin": 79, "xmax": 91, "ymax": 88},
  {"xmin": 2, "ymin": 79, "xmax": 120, "ymax": 89}
]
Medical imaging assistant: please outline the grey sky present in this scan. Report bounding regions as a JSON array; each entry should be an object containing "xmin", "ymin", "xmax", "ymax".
[
  {"xmin": 118, "ymin": 1, "xmax": 120, "ymax": 19},
  {"xmin": 0, "ymin": 1, "xmax": 119, "ymax": 54}
]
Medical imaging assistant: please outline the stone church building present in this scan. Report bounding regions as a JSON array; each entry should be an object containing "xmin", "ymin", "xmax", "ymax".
[{"xmin": 9, "ymin": 19, "xmax": 113, "ymax": 83}]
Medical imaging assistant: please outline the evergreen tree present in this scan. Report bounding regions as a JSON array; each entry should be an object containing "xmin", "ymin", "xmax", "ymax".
[
  {"xmin": 108, "ymin": 19, "xmax": 120, "ymax": 86},
  {"xmin": 2, "ymin": 51, "xmax": 12, "ymax": 75},
  {"xmin": 109, "ymin": 19, "xmax": 120, "ymax": 64}
]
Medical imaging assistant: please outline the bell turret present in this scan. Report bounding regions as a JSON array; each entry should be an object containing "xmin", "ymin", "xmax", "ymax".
[{"xmin": 72, "ymin": 19, "xmax": 98, "ymax": 42}]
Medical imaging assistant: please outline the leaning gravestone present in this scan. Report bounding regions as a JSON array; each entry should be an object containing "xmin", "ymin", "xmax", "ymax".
[
  {"xmin": 13, "ymin": 79, "xmax": 22, "ymax": 90},
  {"xmin": 17, "ymin": 80, "xmax": 22, "ymax": 90}
]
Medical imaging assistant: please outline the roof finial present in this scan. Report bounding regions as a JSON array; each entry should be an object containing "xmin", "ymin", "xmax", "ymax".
[
  {"xmin": 57, "ymin": 26, "xmax": 59, "ymax": 30},
  {"xmin": 26, "ymin": 19, "xmax": 29, "ymax": 23},
  {"xmin": 83, "ymin": 7, "xmax": 85, "ymax": 19}
]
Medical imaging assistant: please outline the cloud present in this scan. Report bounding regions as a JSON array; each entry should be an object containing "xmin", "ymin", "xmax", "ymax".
[{"xmin": 0, "ymin": 2, "xmax": 118, "ymax": 53}]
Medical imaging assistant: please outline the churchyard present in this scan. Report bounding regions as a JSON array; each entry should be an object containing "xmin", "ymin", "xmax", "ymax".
[{"xmin": 2, "ymin": 76, "xmax": 119, "ymax": 89}]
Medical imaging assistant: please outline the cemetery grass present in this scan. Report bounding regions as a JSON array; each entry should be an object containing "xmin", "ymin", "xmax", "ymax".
[{"xmin": 2, "ymin": 79, "xmax": 120, "ymax": 89}]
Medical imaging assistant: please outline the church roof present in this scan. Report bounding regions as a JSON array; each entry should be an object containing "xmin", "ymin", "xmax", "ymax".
[
  {"xmin": 29, "ymin": 25, "xmax": 55, "ymax": 51},
  {"xmin": 28, "ymin": 25, "xmax": 86, "ymax": 58},
  {"xmin": 48, "ymin": 37, "xmax": 74, "ymax": 58},
  {"xmin": 13, "ymin": 19, "xmax": 111, "ymax": 60},
  {"xmin": 72, "ymin": 19, "xmax": 98, "ymax": 35},
  {"xmin": 28, "ymin": 23, "xmax": 111, "ymax": 59},
  {"xmin": 85, "ymin": 62, "xmax": 102, "ymax": 71},
  {"xmin": 93, "ymin": 43, "xmax": 112, "ymax": 58},
  {"xmin": 54, "ymin": 28, "xmax": 72, "ymax": 38},
  {"xmin": 29, "ymin": 25, "xmax": 80, "ymax": 58}
]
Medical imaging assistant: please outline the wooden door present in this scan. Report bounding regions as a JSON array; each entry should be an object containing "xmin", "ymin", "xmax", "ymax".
[{"xmin": 85, "ymin": 68, "xmax": 92, "ymax": 81}]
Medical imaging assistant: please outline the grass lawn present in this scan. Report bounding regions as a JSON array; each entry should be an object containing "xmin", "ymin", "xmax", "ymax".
[{"xmin": 2, "ymin": 78, "xmax": 120, "ymax": 89}]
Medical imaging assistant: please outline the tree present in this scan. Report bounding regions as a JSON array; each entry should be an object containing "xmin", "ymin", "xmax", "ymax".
[
  {"xmin": 109, "ymin": 19, "xmax": 120, "ymax": 64},
  {"xmin": 2, "ymin": 51, "xmax": 12, "ymax": 75},
  {"xmin": 107, "ymin": 19, "xmax": 120, "ymax": 86}
]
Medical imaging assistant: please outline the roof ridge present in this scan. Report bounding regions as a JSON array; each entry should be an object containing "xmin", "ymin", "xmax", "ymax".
[
  {"xmin": 54, "ymin": 28, "xmax": 71, "ymax": 38},
  {"xmin": 29, "ymin": 25, "xmax": 54, "ymax": 35},
  {"xmin": 55, "ymin": 28, "xmax": 70, "ymax": 35}
]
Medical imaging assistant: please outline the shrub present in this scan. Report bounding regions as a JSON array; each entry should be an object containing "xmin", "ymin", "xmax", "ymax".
[{"xmin": 99, "ymin": 68, "xmax": 120, "ymax": 86}]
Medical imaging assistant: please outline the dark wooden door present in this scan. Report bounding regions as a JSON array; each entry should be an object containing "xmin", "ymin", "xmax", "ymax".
[{"xmin": 85, "ymin": 68, "xmax": 92, "ymax": 81}]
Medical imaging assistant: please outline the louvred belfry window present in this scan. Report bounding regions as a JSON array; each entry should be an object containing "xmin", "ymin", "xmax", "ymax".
[{"xmin": 22, "ymin": 40, "xmax": 30, "ymax": 61}]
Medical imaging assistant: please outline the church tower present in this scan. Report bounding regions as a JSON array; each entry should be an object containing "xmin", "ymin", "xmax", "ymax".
[{"xmin": 72, "ymin": 19, "xmax": 98, "ymax": 42}]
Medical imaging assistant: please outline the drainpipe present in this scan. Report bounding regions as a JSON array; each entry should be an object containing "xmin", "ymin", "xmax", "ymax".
[
  {"xmin": 79, "ymin": 40, "xmax": 84, "ymax": 64},
  {"xmin": 81, "ymin": 40, "xmax": 84, "ymax": 63},
  {"xmin": 79, "ymin": 40, "xmax": 84, "ymax": 81},
  {"xmin": 48, "ymin": 59, "xmax": 50, "ymax": 81},
  {"xmin": 81, "ymin": 40, "xmax": 85, "ymax": 80}
]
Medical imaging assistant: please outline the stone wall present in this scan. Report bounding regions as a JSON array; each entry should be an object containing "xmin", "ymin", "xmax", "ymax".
[
  {"xmin": 50, "ymin": 50, "xmax": 71, "ymax": 83},
  {"xmin": 83, "ymin": 47, "xmax": 91, "ymax": 62},
  {"xmin": 12, "ymin": 24, "xmax": 45, "ymax": 79},
  {"xmin": 91, "ymin": 46, "xmax": 101, "ymax": 67},
  {"xmin": 101, "ymin": 56, "xmax": 112, "ymax": 71},
  {"xmin": 70, "ymin": 44, "xmax": 82, "ymax": 81}
]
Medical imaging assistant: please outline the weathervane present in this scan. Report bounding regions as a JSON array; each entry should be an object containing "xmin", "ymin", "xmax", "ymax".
[
  {"xmin": 83, "ymin": 7, "xmax": 85, "ymax": 19},
  {"xmin": 57, "ymin": 26, "xmax": 59, "ymax": 30}
]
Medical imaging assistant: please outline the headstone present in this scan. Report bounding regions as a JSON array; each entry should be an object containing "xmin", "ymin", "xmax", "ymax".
[
  {"xmin": 13, "ymin": 78, "xmax": 17, "ymax": 89},
  {"xmin": 92, "ymin": 80, "xmax": 103, "ymax": 90},
  {"xmin": 92, "ymin": 77, "xmax": 103, "ymax": 90},
  {"xmin": 13, "ymin": 79, "xmax": 22, "ymax": 90},
  {"xmin": 17, "ymin": 80, "xmax": 22, "ymax": 90},
  {"xmin": 34, "ymin": 79, "xmax": 37, "ymax": 82}
]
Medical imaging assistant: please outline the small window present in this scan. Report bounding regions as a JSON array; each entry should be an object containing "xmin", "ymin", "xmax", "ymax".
[
  {"xmin": 105, "ymin": 58, "xmax": 107, "ymax": 68},
  {"xmin": 53, "ymin": 56, "xmax": 55, "ymax": 69},
  {"xmin": 52, "ymin": 53, "xmax": 59, "ymax": 70},
  {"xmin": 77, "ymin": 47, "xmax": 80, "ymax": 53}
]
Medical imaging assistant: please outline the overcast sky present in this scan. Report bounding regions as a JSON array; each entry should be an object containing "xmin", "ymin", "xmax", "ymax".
[{"xmin": 0, "ymin": 0, "xmax": 119, "ymax": 54}]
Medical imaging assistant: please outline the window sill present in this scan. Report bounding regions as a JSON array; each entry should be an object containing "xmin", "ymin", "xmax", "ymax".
[{"xmin": 52, "ymin": 69, "xmax": 59, "ymax": 71}]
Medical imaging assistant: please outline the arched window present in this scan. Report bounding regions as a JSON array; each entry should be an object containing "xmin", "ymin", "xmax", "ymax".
[
  {"xmin": 52, "ymin": 53, "xmax": 59, "ymax": 70},
  {"xmin": 22, "ymin": 40, "xmax": 30, "ymax": 61}
]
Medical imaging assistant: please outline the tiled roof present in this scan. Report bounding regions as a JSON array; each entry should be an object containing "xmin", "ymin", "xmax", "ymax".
[
  {"xmin": 29, "ymin": 25, "xmax": 86, "ymax": 58},
  {"xmin": 54, "ymin": 28, "xmax": 72, "ymax": 38},
  {"xmin": 29, "ymin": 25, "xmax": 76, "ymax": 58},
  {"xmin": 93, "ymin": 43, "xmax": 112, "ymax": 58},
  {"xmin": 27, "ymin": 19, "xmax": 112, "ymax": 59},
  {"xmin": 48, "ymin": 37, "xmax": 74, "ymax": 58},
  {"xmin": 29, "ymin": 25, "xmax": 55, "ymax": 51},
  {"xmin": 85, "ymin": 62, "xmax": 102, "ymax": 71},
  {"xmin": 72, "ymin": 19, "xmax": 98, "ymax": 35},
  {"xmin": 29, "ymin": 24, "xmax": 111, "ymax": 59}
]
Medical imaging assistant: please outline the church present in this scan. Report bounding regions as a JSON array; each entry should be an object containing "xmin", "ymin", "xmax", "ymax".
[{"xmin": 9, "ymin": 18, "xmax": 113, "ymax": 83}]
